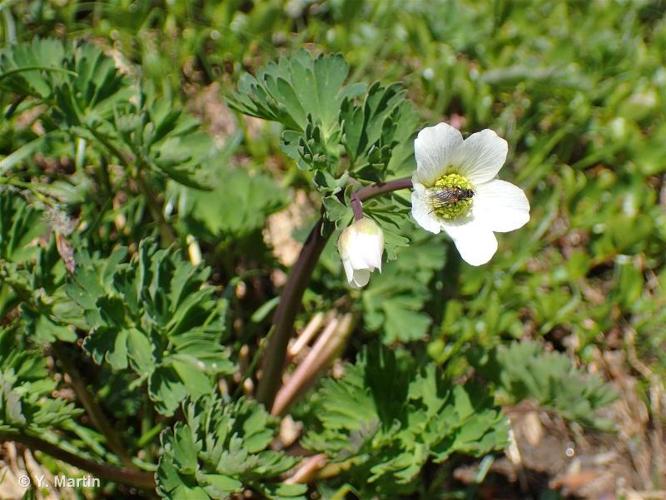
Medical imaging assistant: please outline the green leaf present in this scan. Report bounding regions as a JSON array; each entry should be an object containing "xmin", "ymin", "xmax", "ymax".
[
  {"xmin": 0, "ymin": 327, "xmax": 81, "ymax": 433},
  {"xmin": 68, "ymin": 239, "xmax": 234, "ymax": 415},
  {"xmin": 482, "ymin": 341, "xmax": 617, "ymax": 429},
  {"xmin": 0, "ymin": 38, "xmax": 68, "ymax": 99},
  {"xmin": 0, "ymin": 192, "xmax": 45, "ymax": 263},
  {"xmin": 281, "ymin": 119, "xmax": 339, "ymax": 173},
  {"xmin": 157, "ymin": 396, "xmax": 304, "ymax": 499},
  {"xmin": 0, "ymin": 134, "xmax": 53, "ymax": 175},
  {"xmin": 259, "ymin": 482, "xmax": 309, "ymax": 500},
  {"xmin": 201, "ymin": 474, "xmax": 243, "ymax": 497},
  {"xmin": 111, "ymin": 86, "xmax": 216, "ymax": 188},
  {"xmin": 299, "ymin": 345, "xmax": 508, "ymax": 495},
  {"xmin": 21, "ymin": 308, "xmax": 77, "ymax": 344},
  {"xmin": 362, "ymin": 230, "xmax": 447, "ymax": 343},
  {"xmin": 0, "ymin": 38, "xmax": 130, "ymax": 126},
  {"xmin": 179, "ymin": 167, "xmax": 287, "ymax": 239},
  {"xmin": 341, "ymin": 82, "xmax": 418, "ymax": 177},
  {"xmin": 229, "ymin": 50, "xmax": 362, "ymax": 137}
]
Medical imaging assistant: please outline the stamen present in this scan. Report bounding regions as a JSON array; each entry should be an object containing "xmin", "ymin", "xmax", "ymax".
[{"xmin": 428, "ymin": 173, "xmax": 474, "ymax": 220}]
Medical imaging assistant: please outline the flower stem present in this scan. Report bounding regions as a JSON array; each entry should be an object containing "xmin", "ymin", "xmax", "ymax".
[
  {"xmin": 256, "ymin": 218, "xmax": 331, "ymax": 407},
  {"xmin": 255, "ymin": 176, "xmax": 413, "ymax": 408},
  {"xmin": 351, "ymin": 197, "xmax": 364, "ymax": 221},
  {"xmin": 0, "ymin": 431, "xmax": 155, "ymax": 490},
  {"xmin": 351, "ymin": 176, "xmax": 413, "ymax": 209}
]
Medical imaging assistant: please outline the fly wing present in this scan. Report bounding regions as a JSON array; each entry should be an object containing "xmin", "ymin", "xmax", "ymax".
[{"xmin": 431, "ymin": 188, "xmax": 458, "ymax": 208}]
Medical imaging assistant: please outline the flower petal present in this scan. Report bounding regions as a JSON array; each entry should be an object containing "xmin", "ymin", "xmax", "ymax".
[
  {"xmin": 454, "ymin": 129, "xmax": 508, "ymax": 184},
  {"xmin": 351, "ymin": 269, "xmax": 371, "ymax": 288},
  {"xmin": 341, "ymin": 257, "xmax": 355, "ymax": 283},
  {"xmin": 413, "ymin": 123, "xmax": 463, "ymax": 185},
  {"xmin": 362, "ymin": 240, "xmax": 382, "ymax": 270},
  {"xmin": 338, "ymin": 218, "xmax": 384, "ymax": 283},
  {"xmin": 362, "ymin": 232, "xmax": 384, "ymax": 270},
  {"xmin": 411, "ymin": 183, "xmax": 441, "ymax": 234},
  {"xmin": 472, "ymin": 179, "xmax": 530, "ymax": 232},
  {"xmin": 442, "ymin": 217, "xmax": 498, "ymax": 266},
  {"xmin": 347, "ymin": 233, "xmax": 375, "ymax": 270}
]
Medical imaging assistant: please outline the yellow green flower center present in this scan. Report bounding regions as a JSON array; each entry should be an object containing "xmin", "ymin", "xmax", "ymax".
[{"xmin": 428, "ymin": 173, "xmax": 474, "ymax": 220}]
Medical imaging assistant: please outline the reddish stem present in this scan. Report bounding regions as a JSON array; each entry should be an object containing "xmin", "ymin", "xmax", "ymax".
[
  {"xmin": 255, "ymin": 176, "xmax": 413, "ymax": 408},
  {"xmin": 0, "ymin": 431, "xmax": 155, "ymax": 489},
  {"xmin": 350, "ymin": 177, "xmax": 413, "ymax": 220}
]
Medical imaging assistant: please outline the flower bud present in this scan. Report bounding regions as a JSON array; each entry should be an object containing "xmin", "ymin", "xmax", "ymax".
[{"xmin": 337, "ymin": 217, "xmax": 384, "ymax": 288}]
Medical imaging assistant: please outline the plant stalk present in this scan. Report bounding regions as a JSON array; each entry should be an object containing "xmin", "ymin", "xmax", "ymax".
[
  {"xmin": 256, "ymin": 176, "xmax": 413, "ymax": 408},
  {"xmin": 256, "ymin": 217, "xmax": 331, "ymax": 406},
  {"xmin": 0, "ymin": 431, "xmax": 155, "ymax": 490},
  {"xmin": 0, "ymin": 176, "xmax": 55, "ymax": 206},
  {"xmin": 350, "ymin": 177, "xmax": 413, "ymax": 220}
]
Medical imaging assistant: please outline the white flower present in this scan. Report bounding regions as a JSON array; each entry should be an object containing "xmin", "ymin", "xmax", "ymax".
[
  {"xmin": 411, "ymin": 122, "xmax": 530, "ymax": 266},
  {"xmin": 337, "ymin": 217, "xmax": 384, "ymax": 288}
]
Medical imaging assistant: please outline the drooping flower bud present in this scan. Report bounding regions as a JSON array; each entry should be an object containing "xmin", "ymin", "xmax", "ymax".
[{"xmin": 337, "ymin": 217, "xmax": 384, "ymax": 288}]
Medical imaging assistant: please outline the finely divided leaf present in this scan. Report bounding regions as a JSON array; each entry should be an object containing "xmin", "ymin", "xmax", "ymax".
[
  {"xmin": 485, "ymin": 341, "xmax": 617, "ymax": 429},
  {"xmin": 229, "ymin": 50, "xmax": 361, "ymax": 138},
  {"xmin": 67, "ymin": 239, "xmax": 234, "ymax": 415},
  {"xmin": 0, "ymin": 327, "xmax": 81, "ymax": 433},
  {"xmin": 300, "ymin": 345, "xmax": 508, "ymax": 495},
  {"xmin": 157, "ymin": 396, "xmax": 306, "ymax": 500}
]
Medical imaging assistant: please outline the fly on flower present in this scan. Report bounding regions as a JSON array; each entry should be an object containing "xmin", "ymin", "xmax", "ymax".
[
  {"xmin": 411, "ymin": 122, "xmax": 530, "ymax": 266},
  {"xmin": 429, "ymin": 186, "xmax": 475, "ymax": 213}
]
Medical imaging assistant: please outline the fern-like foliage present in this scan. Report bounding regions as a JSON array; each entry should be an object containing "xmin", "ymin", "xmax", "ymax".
[
  {"xmin": 299, "ymin": 345, "xmax": 508, "ymax": 496},
  {"xmin": 229, "ymin": 50, "xmax": 419, "ymax": 258},
  {"xmin": 0, "ymin": 38, "xmax": 129, "ymax": 128},
  {"xmin": 0, "ymin": 327, "xmax": 81, "ymax": 433},
  {"xmin": 483, "ymin": 341, "xmax": 617, "ymax": 429},
  {"xmin": 176, "ymin": 165, "xmax": 288, "ymax": 239},
  {"xmin": 229, "ymin": 49, "xmax": 363, "ymax": 136},
  {"xmin": 339, "ymin": 81, "xmax": 418, "ymax": 179},
  {"xmin": 0, "ymin": 39, "xmax": 214, "ymax": 188},
  {"xmin": 157, "ymin": 396, "xmax": 306, "ymax": 500},
  {"xmin": 66, "ymin": 239, "xmax": 234, "ymax": 415},
  {"xmin": 0, "ymin": 192, "xmax": 79, "ymax": 343},
  {"xmin": 111, "ymin": 85, "xmax": 215, "ymax": 188},
  {"xmin": 230, "ymin": 51, "xmax": 417, "ymax": 181}
]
